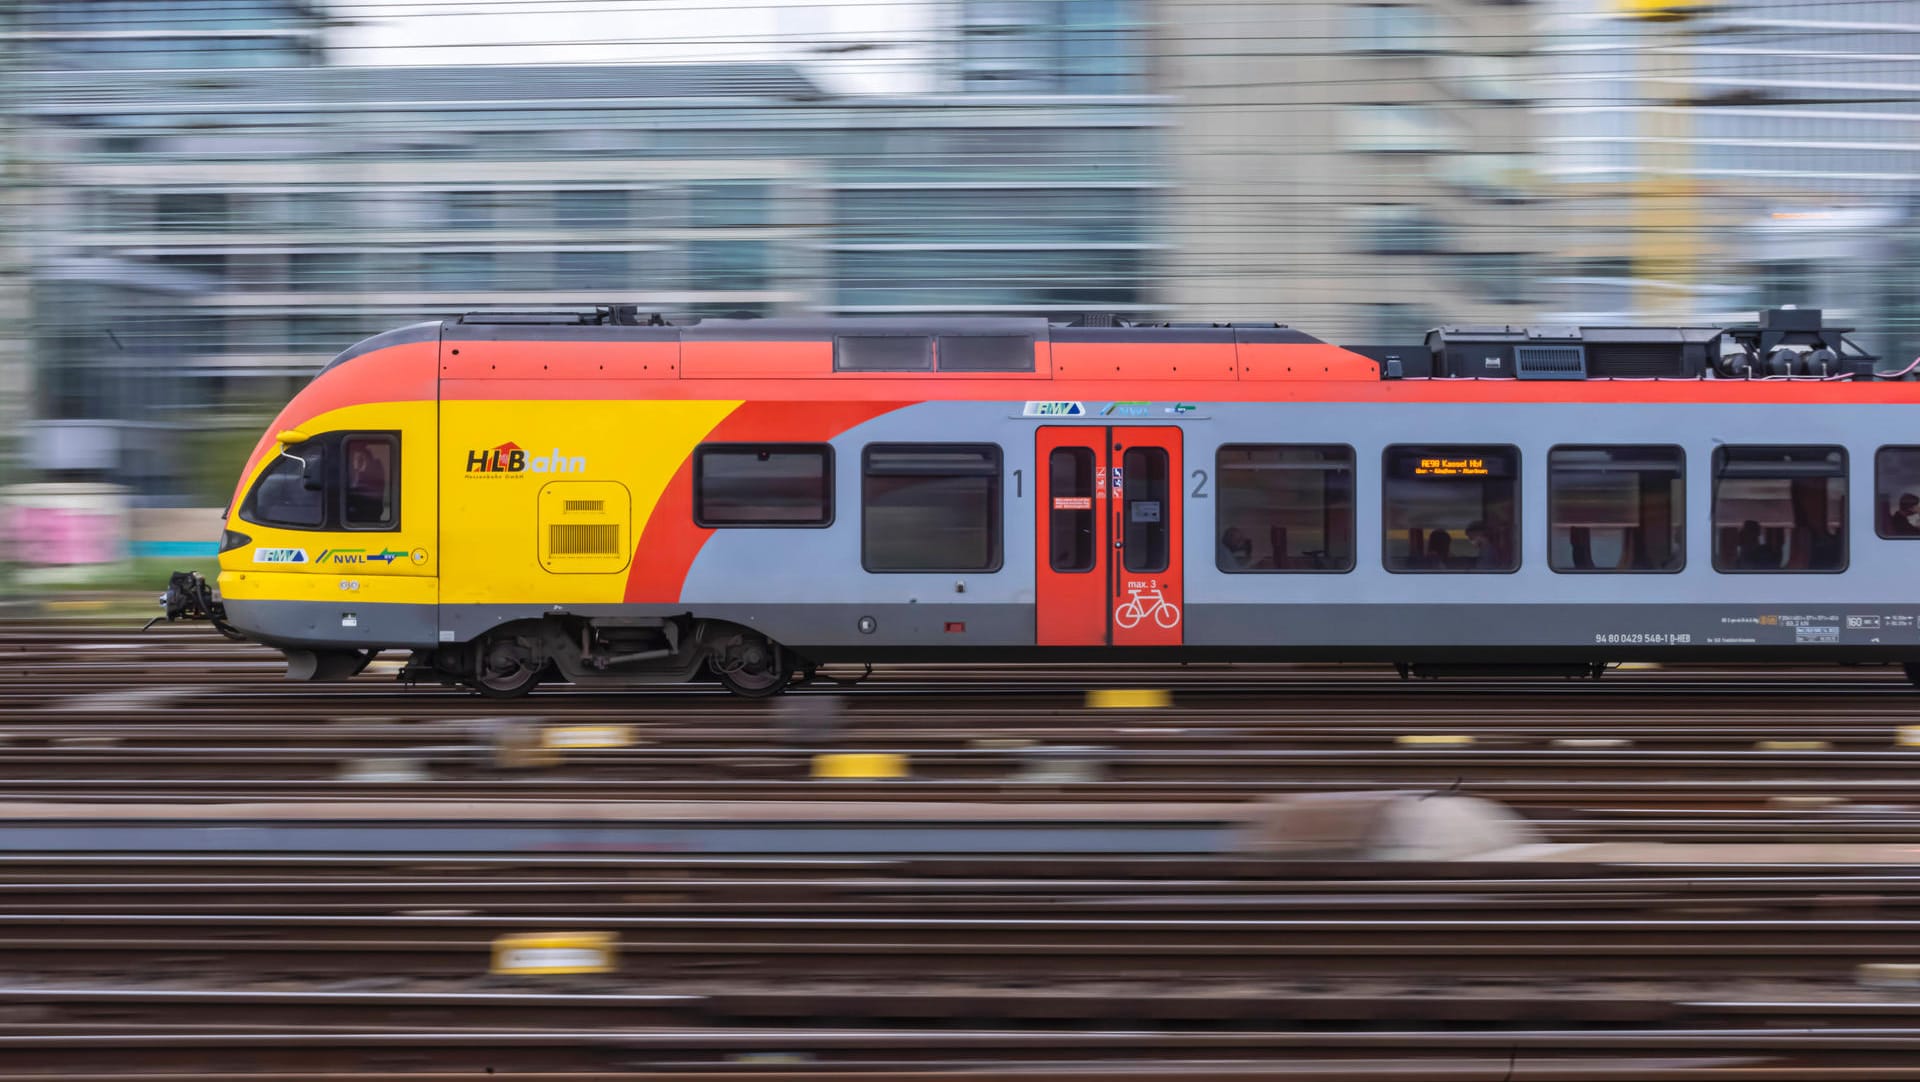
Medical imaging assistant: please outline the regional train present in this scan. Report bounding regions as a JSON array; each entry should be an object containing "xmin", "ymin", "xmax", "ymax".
[{"xmin": 157, "ymin": 306, "xmax": 1920, "ymax": 696}]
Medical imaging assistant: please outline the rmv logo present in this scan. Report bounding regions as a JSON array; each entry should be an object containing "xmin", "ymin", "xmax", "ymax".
[{"xmin": 466, "ymin": 441, "xmax": 586, "ymax": 475}]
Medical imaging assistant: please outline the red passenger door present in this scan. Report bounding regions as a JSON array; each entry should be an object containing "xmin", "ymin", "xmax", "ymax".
[{"xmin": 1035, "ymin": 426, "xmax": 1184, "ymax": 647}]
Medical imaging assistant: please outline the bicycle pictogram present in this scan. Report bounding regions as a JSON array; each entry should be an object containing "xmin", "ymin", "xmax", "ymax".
[{"xmin": 1115, "ymin": 583, "xmax": 1180, "ymax": 630}]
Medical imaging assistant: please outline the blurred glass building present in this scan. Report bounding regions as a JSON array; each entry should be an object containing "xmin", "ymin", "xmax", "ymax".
[
  {"xmin": 1538, "ymin": 0, "xmax": 1920, "ymax": 365},
  {"xmin": 5, "ymin": 0, "xmax": 1917, "ymax": 505},
  {"xmin": 12, "ymin": 0, "xmax": 1163, "ymax": 500},
  {"xmin": 14, "ymin": 0, "xmax": 327, "ymax": 70}
]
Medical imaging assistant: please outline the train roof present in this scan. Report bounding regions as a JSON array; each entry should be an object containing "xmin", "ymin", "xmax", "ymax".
[{"xmin": 323, "ymin": 306, "xmax": 1892, "ymax": 384}]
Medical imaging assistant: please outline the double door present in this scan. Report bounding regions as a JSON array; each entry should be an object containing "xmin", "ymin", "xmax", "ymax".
[{"xmin": 1035, "ymin": 426, "xmax": 1185, "ymax": 647}]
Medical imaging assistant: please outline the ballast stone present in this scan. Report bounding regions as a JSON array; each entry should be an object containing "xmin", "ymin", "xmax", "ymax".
[{"xmin": 1236, "ymin": 791, "xmax": 1541, "ymax": 860}]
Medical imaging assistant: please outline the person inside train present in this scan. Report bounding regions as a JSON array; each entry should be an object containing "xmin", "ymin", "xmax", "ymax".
[
  {"xmin": 1887, "ymin": 493, "xmax": 1920, "ymax": 536},
  {"xmin": 1217, "ymin": 527, "xmax": 1253, "ymax": 569},
  {"xmin": 346, "ymin": 444, "xmax": 389, "ymax": 524},
  {"xmin": 1424, "ymin": 529, "xmax": 1453, "ymax": 569},
  {"xmin": 1735, "ymin": 519, "xmax": 1782, "ymax": 570},
  {"xmin": 1464, "ymin": 520, "xmax": 1503, "ymax": 569}
]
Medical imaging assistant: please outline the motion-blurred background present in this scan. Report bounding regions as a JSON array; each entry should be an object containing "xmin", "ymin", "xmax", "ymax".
[{"xmin": 1, "ymin": 0, "xmax": 1916, "ymax": 583}]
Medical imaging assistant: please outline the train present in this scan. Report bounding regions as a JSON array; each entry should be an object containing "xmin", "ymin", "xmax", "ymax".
[{"xmin": 156, "ymin": 305, "xmax": 1920, "ymax": 696}]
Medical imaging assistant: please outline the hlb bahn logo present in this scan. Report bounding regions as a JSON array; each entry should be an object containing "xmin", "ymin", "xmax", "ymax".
[{"xmin": 464, "ymin": 441, "xmax": 586, "ymax": 477}]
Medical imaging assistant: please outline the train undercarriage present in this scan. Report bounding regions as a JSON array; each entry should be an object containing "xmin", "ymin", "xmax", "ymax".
[{"xmin": 396, "ymin": 615, "xmax": 804, "ymax": 699}]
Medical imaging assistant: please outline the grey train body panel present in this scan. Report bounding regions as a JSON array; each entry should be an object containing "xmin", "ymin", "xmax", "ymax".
[
  {"xmin": 673, "ymin": 398, "xmax": 1920, "ymax": 655},
  {"xmin": 225, "ymin": 598, "xmax": 441, "ymax": 651}
]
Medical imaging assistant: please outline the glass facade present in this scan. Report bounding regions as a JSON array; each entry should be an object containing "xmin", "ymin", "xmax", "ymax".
[
  {"xmin": 18, "ymin": 1, "xmax": 325, "ymax": 70},
  {"xmin": 17, "ymin": 18, "xmax": 1164, "ymax": 493}
]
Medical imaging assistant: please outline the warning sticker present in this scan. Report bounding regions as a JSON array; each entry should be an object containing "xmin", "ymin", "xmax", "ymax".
[{"xmin": 1052, "ymin": 496, "xmax": 1092, "ymax": 510}]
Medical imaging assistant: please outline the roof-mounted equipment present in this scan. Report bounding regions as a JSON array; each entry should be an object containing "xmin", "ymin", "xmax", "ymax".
[
  {"xmin": 1414, "ymin": 309, "xmax": 1875, "ymax": 381},
  {"xmin": 458, "ymin": 307, "xmax": 670, "ymax": 327}
]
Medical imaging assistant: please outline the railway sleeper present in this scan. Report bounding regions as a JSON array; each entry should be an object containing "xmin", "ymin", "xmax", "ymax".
[{"xmin": 397, "ymin": 615, "xmax": 809, "ymax": 699}]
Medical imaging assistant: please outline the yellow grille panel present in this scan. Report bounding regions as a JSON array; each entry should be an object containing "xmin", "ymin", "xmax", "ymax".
[
  {"xmin": 538, "ymin": 481, "xmax": 631, "ymax": 575},
  {"xmin": 549, "ymin": 523, "xmax": 621, "ymax": 555}
]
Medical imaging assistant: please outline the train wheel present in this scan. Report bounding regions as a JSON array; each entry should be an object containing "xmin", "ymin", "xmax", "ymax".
[
  {"xmin": 713, "ymin": 633, "xmax": 792, "ymax": 699},
  {"xmin": 471, "ymin": 638, "xmax": 543, "ymax": 699}
]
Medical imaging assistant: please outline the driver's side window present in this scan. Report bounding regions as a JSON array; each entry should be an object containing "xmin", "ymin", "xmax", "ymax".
[{"xmin": 250, "ymin": 447, "xmax": 326, "ymax": 529}]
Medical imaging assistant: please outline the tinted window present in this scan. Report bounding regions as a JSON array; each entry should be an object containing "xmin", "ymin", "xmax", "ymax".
[
  {"xmin": 1048, "ymin": 446, "xmax": 1096, "ymax": 572},
  {"xmin": 1217, "ymin": 445, "xmax": 1355, "ymax": 572},
  {"xmin": 863, "ymin": 444, "xmax": 1001, "ymax": 571},
  {"xmin": 1713, "ymin": 446, "xmax": 1846, "ymax": 572},
  {"xmin": 250, "ymin": 449, "xmax": 325, "ymax": 529},
  {"xmin": 1383, "ymin": 445, "xmax": 1518, "ymax": 572},
  {"xmin": 836, "ymin": 336, "xmax": 933, "ymax": 372},
  {"xmin": 1548, "ymin": 446, "xmax": 1682, "ymax": 572},
  {"xmin": 694, "ymin": 445, "xmax": 832, "ymax": 527},
  {"xmin": 342, "ymin": 435, "xmax": 397, "ymax": 529},
  {"xmin": 1122, "ymin": 446, "xmax": 1169, "ymax": 573},
  {"xmin": 938, "ymin": 335, "xmax": 1035, "ymax": 372},
  {"xmin": 1876, "ymin": 447, "xmax": 1920, "ymax": 538}
]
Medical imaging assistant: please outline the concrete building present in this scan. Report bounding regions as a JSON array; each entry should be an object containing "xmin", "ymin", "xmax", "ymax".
[
  {"xmin": 1537, "ymin": 0, "xmax": 1920, "ymax": 363},
  {"xmin": 1149, "ymin": 0, "xmax": 1551, "ymax": 341}
]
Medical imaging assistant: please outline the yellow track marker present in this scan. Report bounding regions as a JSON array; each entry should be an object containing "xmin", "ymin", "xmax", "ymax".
[
  {"xmin": 45, "ymin": 599, "xmax": 110, "ymax": 612},
  {"xmin": 491, "ymin": 932, "xmax": 618, "ymax": 975},
  {"xmin": 1769, "ymin": 795, "xmax": 1847, "ymax": 808},
  {"xmin": 1898, "ymin": 727, "xmax": 1920, "ymax": 748},
  {"xmin": 1858, "ymin": 963, "xmax": 1920, "ymax": 988},
  {"xmin": 1755, "ymin": 740, "xmax": 1831, "ymax": 751},
  {"xmin": 1086, "ymin": 688, "xmax": 1171, "ymax": 709},
  {"xmin": 540, "ymin": 724, "xmax": 633, "ymax": 750},
  {"xmin": 1394, "ymin": 734, "xmax": 1475, "ymax": 747},
  {"xmin": 811, "ymin": 752, "xmax": 908, "ymax": 779}
]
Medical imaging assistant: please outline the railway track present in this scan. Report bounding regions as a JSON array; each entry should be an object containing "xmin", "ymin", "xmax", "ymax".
[{"xmin": 8, "ymin": 621, "xmax": 1920, "ymax": 1076}]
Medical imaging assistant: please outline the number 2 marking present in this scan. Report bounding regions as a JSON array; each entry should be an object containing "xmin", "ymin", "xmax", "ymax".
[{"xmin": 1190, "ymin": 469, "xmax": 1209, "ymax": 498}]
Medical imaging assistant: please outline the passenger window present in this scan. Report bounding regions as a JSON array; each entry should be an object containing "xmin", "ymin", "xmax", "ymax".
[
  {"xmin": 1217, "ymin": 444, "xmax": 1355, "ymax": 572},
  {"xmin": 1122, "ymin": 446, "xmax": 1169, "ymax": 573},
  {"xmin": 1713, "ymin": 446, "xmax": 1846, "ymax": 572},
  {"xmin": 862, "ymin": 444, "xmax": 1001, "ymax": 572},
  {"xmin": 1048, "ymin": 447, "xmax": 1096, "ymax": 572},
  {"xmin": 1548, "ymin": 446, "xmax": 1683, "ymax": 572},
  {"xmin": 341, "ymin": 435, "xmax": 398, "ymax": 530},
  {"xmin": 694, "ymin": 444, "xmax": 832, "ymax": 527},
  {"xmin": 248, "ymin": 450, "xmax": 326, "ymax": 530},
  {"xmin": 1876, "ymin": 447, "xmax": 1920, "ymax": 538},
  {"xmin": 1383, "ymin": 445, "xmax": 1518, "ymax": 572}
]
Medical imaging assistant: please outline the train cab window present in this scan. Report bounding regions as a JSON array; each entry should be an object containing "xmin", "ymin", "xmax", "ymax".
[
  {"xmin": 1713, "ymin": 446, "xmax": 1846, "ymax": 572},
  {"xmin": 1048, "ymin": 447, "xmax": 1097, "ymax": 572},
  {"xmin": 694, "ymin": 444, "xmax": 832, "ymax": 527},
  {"xmin": 1382, "ymin": 445, "xmax": 1518, "ymax": 572},
  {"xmin": 1875, "ymin": 447, "xmax": 1920, "ymax": 538},
  {"xmin": 1216, "ymin": 445, "xmax": 1355, "ymax": 572},
  {"xmin": 248, "ymin": 449, "xmax": 327, "ymax": 530},
  {"xmin": 1122, "ymin": 446, "xmax": 1170, "ymax": 573},
  {"xmin": 862, "ymin": 444, "xmax": 1001, "ymax": 572},
  {"xmin": 341, "ymin": 435, "xmax": 397, "ymax": 529},
  {"xmin": 1548, "ymin": 446, "xmax": 1683, "ymax": 572}
]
